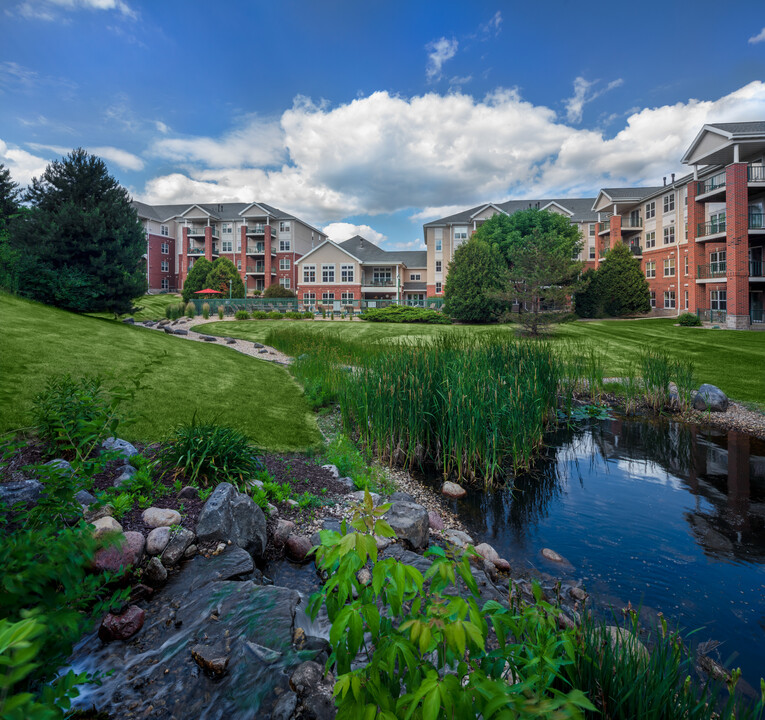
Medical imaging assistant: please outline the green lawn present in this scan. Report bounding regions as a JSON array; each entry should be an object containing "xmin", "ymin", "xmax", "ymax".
[
  {"xmin": 87, "ymin": 293, "xmax": 183, "ymax": 321},
  {"xmin": 0, "ymin": 294, "xmax": 320, "ymax": 449},
  {"xmin": 197, "ymin": 317, "xmax": 765, "ymax": 406}
]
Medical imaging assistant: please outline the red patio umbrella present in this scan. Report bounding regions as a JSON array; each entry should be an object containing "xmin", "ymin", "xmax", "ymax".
[{"xmin": 194, "ymin": 289, "xmax": 223, "ymax": 294}]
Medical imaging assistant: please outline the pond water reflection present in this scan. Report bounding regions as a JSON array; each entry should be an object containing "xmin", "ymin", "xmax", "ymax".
[{"xmin": 432, "ymin": 417, "xmax": 765, "ymax": 682}]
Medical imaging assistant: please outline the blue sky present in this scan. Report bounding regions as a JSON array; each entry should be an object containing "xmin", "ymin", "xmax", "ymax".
[{"xmin": 1, "ymin": 0, "xmax": 765, "ymax": 249}]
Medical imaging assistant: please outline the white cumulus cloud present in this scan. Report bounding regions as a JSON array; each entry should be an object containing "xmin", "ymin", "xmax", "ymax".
[
  {"xmin": 0, "ymin": 140, "xmax": 48, "ymax": 188},
  {"xmin": 564, "ymin": 76, "xmax": 624, "ymax": 123},
  {"xmin": 749, "ymin": 27, "xmax": 765, "ymax": 44},
  {"xmin": 322, "ymin": 222, "xmax": 387, "ymax": 246},
  {"xmin": 425, "ymin": 37, "xmax": 458, "ymax": 82},
  {"xmin": 27, "ymin": 142, "xmax": 144, "ymax": 171},
  {"xmin": 15, "ymin": 0, "xmax": 135, "ymax": 20}
]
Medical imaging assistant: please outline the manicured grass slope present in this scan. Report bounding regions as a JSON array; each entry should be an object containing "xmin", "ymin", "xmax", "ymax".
[
  {"xmin": 198, "ymin": 317, "xmax": 765, "ymax": 405},
  {"xmin": 87, "ymin": 293, "xmax": 182, "ymax": 321},
  {"xmin": 0, "ymin": 295, "xmax": 320, "ymax": 449}
]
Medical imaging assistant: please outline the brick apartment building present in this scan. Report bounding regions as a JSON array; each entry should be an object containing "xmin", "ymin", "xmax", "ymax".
[{"xmin": 132, "ymin": 201, "xmax": 326, "ymax": 295}]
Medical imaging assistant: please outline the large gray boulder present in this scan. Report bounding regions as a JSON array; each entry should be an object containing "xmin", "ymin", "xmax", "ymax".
[
  {"xmin": 0, "ymin": 479, "xmax": 43, "ymax": 508},
  {"xmin": 162, "ymin": 527, "xmax": 196, "ymax": 566},
  {"xmin": 101, "ymin": 437, "xmax": 139, "ymax": 459},
  {"xmin": 384, "ymin": 500, "xmax": 429, "ymax": 551},
  {"xmin": 693, "ymin": 384, "xmax": 729, "ymax": 412},
  {"xmin": 196, "ymin": 482, "xmax": 267, "ymax": 559}
]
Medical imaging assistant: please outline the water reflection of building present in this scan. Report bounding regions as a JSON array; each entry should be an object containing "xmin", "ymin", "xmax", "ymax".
[{"xmin": 594, "ymin": 419, "xmax": 765, "ymax": 563}]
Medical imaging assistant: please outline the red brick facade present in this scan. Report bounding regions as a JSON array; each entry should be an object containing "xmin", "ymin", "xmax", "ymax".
[
  {"xmin": 146, "ymin": 232, "xmax": 177, "ymax": 292},
  {"xmin": 297, "ymin": 285, "xmax": 361, "ymax": 304},
  {"xmin": 725, "ymin": 163, "xmax": 750, "ymax": 327}
]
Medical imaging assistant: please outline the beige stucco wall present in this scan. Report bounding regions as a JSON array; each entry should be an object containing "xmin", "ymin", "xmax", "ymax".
[{"xmin": 296, "ymin": 243, "xmax": 361, "ymax": 283}]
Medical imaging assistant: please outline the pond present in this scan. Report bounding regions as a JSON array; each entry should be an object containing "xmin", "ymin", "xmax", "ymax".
[{"xmin": 429, "ymin": 417, "xmax": 765, "ymax": 684}]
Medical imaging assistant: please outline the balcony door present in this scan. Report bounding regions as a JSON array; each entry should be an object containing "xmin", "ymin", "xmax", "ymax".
[
  {"xmin": 750, "ymin": 246, "xmax": 763, "ymax": 277},
  {"xmin": 751, "ymin": 291, "xmax": 763, "ymax": 324}
]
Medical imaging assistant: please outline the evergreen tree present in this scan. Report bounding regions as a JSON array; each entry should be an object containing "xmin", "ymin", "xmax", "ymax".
[
  {"xmin": 572, "ymin": 268, "xmax": 601, "ymax": 318},
  {"xmin": 205, "ymin": 257, "xmax": 244, "ymax": 298},
  {"xmin": 0, "ymin": 164, "xmax": 20, "ymax": 230},
  {"xmin": 0, "ymin": 164, "xmax": 22, "ymax": 292},
  {"xmin": 12, "ymin": 149, "xmax": 146, "ymax": 313},
  {"xmin": 443, "ymin": 237, "xmax": 508, "ymax": 323},
  {"xmin": 596, "ymin": 243, "xmax": 652, "ymax": 316},
  {"xmin": 181, "ymin": 257, "xmax": 213, "ymax": 302}
]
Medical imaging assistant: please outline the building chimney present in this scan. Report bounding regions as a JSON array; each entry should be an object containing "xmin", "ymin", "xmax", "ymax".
[
  {"xmin": 663, "ymin": 176, "xmax": 666, "ymax": 186},
  {"xmin": 671, "ymin": 173, "xmax": 675, "ymax": 183}
]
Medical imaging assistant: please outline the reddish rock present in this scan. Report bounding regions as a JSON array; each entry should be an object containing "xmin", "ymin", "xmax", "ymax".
[
  {"xmin": 274, "ymin": 518, "xmax": 296, "ymax": 547},
  {"xmin": 93, "ymin": 532, "xmax": 143, "ymax": 573},
  {"xmin": 441, "ymin": 481, "xmax": 467, "ymax": 499},
  {"xmin": 99, "ymin": 605, "xmax": 145, "ymax": 642},
  {"xmin": 474, "ymin": 542, "xmax": 510, "ymax": 572},
  {"xmin": 428, "ymin": 511, "xmax": 444, "ymax": 531},
  {"xmin": 123, "ymin": 531, "xmax": 145, "ymax": 564},
  {"xmin": 285, "ymin": 534, "xmax": 313, "ymax": 563}
]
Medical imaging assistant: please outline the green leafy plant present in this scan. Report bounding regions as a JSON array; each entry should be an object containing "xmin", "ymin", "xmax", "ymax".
[
  {"xmin": 159, "ymin": 417, "xmax": 263, "ymax": 488},
  {"xmin": 202, "ymin": 302, "xmax": 210, "ymax": 320},
  {"xmin": 268, "ymin": 311, "xmax": 282, "ymax": 320},
  {"xmin": 185, "ymin": 302, "xmax": 195, "ymax": 319},
  {"xmin": 110, "ymin": 492, "xmax": 134, "ymax": 519},
  {"xmin": 678, "ymin": 312, "xmax": 702, "ymax": 327},
  {"xmin": 324, "ymin": 434, "xmax": 390, "ymax": 492},
  {"xmin": 235, "ymin": 310, "xmax": 250, "ymax": 320},
  {"xmin": 360, "ymin": 306, "xmax": 451, "ymax": 325},
  {"xmin": 217, "ymin": 306, "xmax": 224, "ymax": 320}
]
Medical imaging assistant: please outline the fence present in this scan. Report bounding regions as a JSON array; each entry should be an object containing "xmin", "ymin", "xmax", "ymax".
[{"xmin": 188, "ymin": 296, "xmax": 446, "ymax": 315}]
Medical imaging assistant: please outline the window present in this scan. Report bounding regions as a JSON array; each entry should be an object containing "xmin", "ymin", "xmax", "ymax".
[
  {"xmin": 372, "ymin": 267, "xmax": 392, "ymax": 284},
  {"xmin": 454, "ymin": 226, "xmax": 468, "ymax": 241},
  {"xmin": 710, "ymin": 250, "xmax": 726, "ymax": 275},
  {"xmin": 645, "ymin": 201, "xmax": 656, "ymax": 219},
  {"xmin": 217, "ymin": 204, "xmax": 224, "ymax": 212},
  {"xmin": 684, "ymin": 256, "xmax": 688, "ymax": 275},
  {"xmin": 161, "ymin": 260, "xmax": 169, "ymax": 272},
  {"xmin": 279, "ymin": 239, "xmax": 291, "ymax": 252},
  {"xmin": 303, "ymin": 264, "xmax": 316, "ymax": 283},
  {"xmin": 237, "ymin": 259, "xmax": 242, "ymax": 270},
  {"xmin": 589, "ymin": 246, "xmax": 596, "ymax": 259},
  {"xmin": 161, "ymin": 242, "xmax": 169, "ymax": 254},
  {"xmin": 685, "ymin": 290, "xmax": 689, "ymax": 309},
  {"xmin": 710, "ymin": 290, "xmax": 727, "ymax": 311},
  {"xmin": 645, "ymin": 261, "xmax": 656, "ymax": 278},
  {"xmin": 650, "ymin": 291, "xmax": 656, "ymax": 308},
  {"xmin": 435, "ymin": 282, "xmax": 442, "ymax": 293},
  {"xmin": 664, "ymin": 290, "xmax": 676, "ymax": 309},
  {"xmin": 341, "ymin": 292, "xmax": 354, "ymax": 304},
  {"xmin": 279, "ymin": 221, "xmax": 291, "ymax": 233},
  {"xmin": 322, "ymin": 264, "xmax": 335, "ymax": 283},
  {"xmin": 161, "ymin": 277, "xmax": 169, "ymax": 290},
  {"xmin": 341, "ymin": 264, "xmax": 354, "ymax": 283},
  {"xmin": 435, "ymin": 260, "xmax": 442, "ymax": 273},
  {"xmin": 435, "ymin": 238, "xmax": 442, "ymax": 251},
  {"xmin": 410, "ymin": 273, "xmax": 421, "ymax": 281},
  {"xmin": 685, "ymin": 223, "xmax": 688, "ymax": 240},
  {"xmin": 279, "ymin": 277, "xmax": 291, "ymax": 289},
  {"xmin": 279, "ymin": 258, "xmax": 291, "ymax": 271},
  {"xmin": 645, "ymin": 231, "xmax": 656, "ymax": 248},
  {"xmin": 589, "ymin": 223, "xmax": 596, "ymax": 236},
  {"xmin": 663, "ymin": 226, "xmax": 675, "ymax": 245},
  {"xmin": 663, "ymin": 193, "xmax": 675, "ymax": 214},
  {"xmin": 663, "ymin": 257, "xmax": 675, "ymax": 277},
  {"xmin": 222, "ymin": 239, "xmax": 233, "ymax": 252},
  {"xmin": 322, "ymin": 292, "xmax": 335, "ymax": 303},
  {"xmin": 303, "ymin": 292, "xmax": 316, "ymax": 307},
  {"xmin": 160, "ymin": 225, "xmax": 169, "ymax": 236},
  {"xmin": 434, "ymin": 227, "xmax": 443, "ymax": 252},
  {"xmin": 222, "ymin": 223, "xmax": 233, "ymax": 234}
]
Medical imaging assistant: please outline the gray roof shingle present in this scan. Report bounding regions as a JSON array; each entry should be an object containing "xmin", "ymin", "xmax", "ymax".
[
  {"xmin": 707, "ymin": 121, "xmax": 765, "ymax": 135},
  {"xmin": 339, "ymin": 236, "xmax": 427, "ymax": 266},
  {"xmin": 130, "ymin": 201, "xmax": 295, "ymax": 223},
  {"xmin": 424, "ymin": 197, "xmax": 599, "ymax": 227}
]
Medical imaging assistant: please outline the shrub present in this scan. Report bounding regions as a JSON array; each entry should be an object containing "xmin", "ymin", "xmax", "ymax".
[
  {"xmin": 252, "ymin": 290, "xmax": 261, "ymax": 296},
  {"xmin": 303, "ymin": 311, "xmax": 313, "ymax": 319},
  {"xmin": 235, "ymin": 310, "xmax": 250, "ymax": 320},
  {"xmin": 267, "ymin": 311, "xmax": 282, "ymax": 320},
  {"xmin": 165, "ymin": 304, "xmax": 173, "ymax": 319},
  {"xmin": 202, "ymin": 302, "xmax": 210, "ymax": 319},
  {"xmin": 184, "ymin": 302, "xmax": 195, "ymax": 318},
  {"xmin": 360, "ymin": 305, "xmax": 451, "ymax": 325},
  {"xmin": 158, "ymin": 417, "xmax": 263, "ymax": 488},
  {"xmin": 217, "ymin": 306, "xmax": 224, "ymax": 320},
  {"xmin": 285, "ymin": 311, "xmax": 304, "ymax": 319},
  {"xmin": 204, "ymin": 257, "xmax": 243, "ymax": 298},
  {"xmin": 324, "ymin": 434, "xmax": 389, "ymax": 492},
  {"xmin": 181, "ymin": 257, "xmax": 213, "ymax": 303},
  {"xmin": 678, "ymin": 312, "xmax": 702, "ymax": 327},
  {"xmin": 252, "ymin": 310, "xmax": 268, "ymax": 319},
  {"xmin": 262, "ymin": 285, "xmax": 296, "ymax": 298}
]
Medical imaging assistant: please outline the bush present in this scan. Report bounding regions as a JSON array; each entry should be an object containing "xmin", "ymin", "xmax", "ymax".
[
  {"xmin": 262, "ymin": 285, "xmax": 296, "ymax": 298},
  {"xmin": 158, "ymin": 418, "xmax": 263, "ymax": 488},
  {"xmin": 217, "ymin": 306, "xmax": 224, "ymax": 320},
  {"xmin": 285, "ymin": 311, "xmax": 304, "ymax": 319},
  {"xmin": 252, "ymin": 290, "xmax": 261, "ymax": 297},
  {"xmin": 184, "ymin": 302, "xmax": 195, "ymax": 318},
  {"xmin": 164, "ymin": 304, "xmax": 173, "ymax": 319},
  {"xmin": 181, "ymin": 257, "xmax": 213, "ymax": 303},
  {"xmin": 202, "ymin": 302, "xmax": 210, "ymax": 320},
  {"xmin": 360, "ymin": 305, "xmax": 451, "ymax": 325},
  {"xmin": 678, "ymin": 312, "xmax": 702, "ymax": 327},
  {"xmin": 234, "ymin": 310, "xmax": 250, "ymax": 320},
  {"xmin": 267, "ymin": 311, "xmax": 282, "ymax": 320},
  {"xmin": 324, "ymin": 434, "xmax": 389, "ymax": 492},
  {"xmin": 251, "ymin": 310, "xmax": 268, "ymax": 319}
]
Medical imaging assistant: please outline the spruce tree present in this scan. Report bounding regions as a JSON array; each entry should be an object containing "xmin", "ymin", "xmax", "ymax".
[
  {"xmin": 181, "ymin": 257, "xmax": 214, "ymax": 302},
  {"xmin": 205, "ymin": 257, "xmax": 244, "ymax": 298},
  {"xmin": 595, "ymin": 243, "xmax": 651, "ymax": 316}
]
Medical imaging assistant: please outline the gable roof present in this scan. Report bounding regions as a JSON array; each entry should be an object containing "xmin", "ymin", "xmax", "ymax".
[
  {"xmin": 296, "ymin": 238, "xmax": 361, "ymax": 264},
  {"xmin": 424, "ymin": 197, "xmax": 599, "ymax": 227},
  {"xmin": 682, "ymin": 121, "xmax": 765, "ymax": 165},
  {"xmin": 339, "ymin": 236, "xmax": 426, "ymax": 266}
]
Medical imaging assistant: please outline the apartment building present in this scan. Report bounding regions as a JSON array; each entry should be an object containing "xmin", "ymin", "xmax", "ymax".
[
  {"xmin": 132, "ymin": 201, "xmax": 327, "ymax": 295},
  {"xmin": 422, "ymin": 199, "xmax": 598, "ymax": 296},
  {"xmin": 295, "ymin": 235, "xmax": 427, "ymax": 308}
]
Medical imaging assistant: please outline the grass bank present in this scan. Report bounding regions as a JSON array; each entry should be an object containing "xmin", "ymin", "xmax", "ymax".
[
  {"xmin": 88, "ymin": 293, "xmax": 182, "ymax": 321},
  {"xmin": 198, "ymin": 317, "xmax": 765, "ymax": 405},
  {"xmin": 0, "ymin": 294, "xmax": 319, "ymax": 449}
]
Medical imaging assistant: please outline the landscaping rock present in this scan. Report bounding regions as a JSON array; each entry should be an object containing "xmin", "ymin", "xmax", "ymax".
[
  {"xmin": 143, "ymin": 556, "xmax": 168, "ymax": 587},
  {"xmin": 541, "ymin": 548, "xmax": 566, "ymax": 563},
  {"xmin": 91, "ymin": 516, "xmax": 123, "ymax": 538},
  {"xmin": 604, "ymin": 626, "xmax": 649, "ymax": 663},
  {"xmin": 258, "ymin": 348, "xmax": 268, "ymax": 354},
  {"xmin": 163, "ymin": 326, "xmax": 173, "ymax": 334},
  {"xmin": 286, "ymin": 498, "xmax": 299, "ymax": 508},
  {"xmin": 390, "ymin": 491, "xmax": 415, "ymax": 503},
  {"xmin": 99, "ymin": 605, "xmax": 145, "ymax": 642},
  {"xmin": 178, "ymin": 485, "xmax": 199, "ymax": 499},
  {"xmin": 146, "ymin": 526, "xmax": 171, "ymax": 555},
  {"xmin": 441, "ymin": 481, "xmax": 467, "ymax": 499},
  {"xmin": 302, "ymin": 692, "xmax": 336, "ymax": 720},
  {"xmin": 84, "ymin": 503, "xmax": 113, "ymax": 523},
  {"xmin": 92, "ymin": 531, "xmax": 142, "ymax": 572},
  {"xmin": 199, "ymin": 335, "xmax": 217, "ymax": 342},
  {"xmin": 44, "ymin": 458, "xmax": 73, "ymax": 474},
  {"xmin": 122, "ymin": 318, "xmax": 135, "ymax": 324},
  {"xmin": 475, "ymin": 543, "xmax": 510, "ymax": 572},
  {"xmin": 142, "ymin": 507, "xmax": 182, "ymax": 528},
  {"xmin": 162, "ymin": 527, "xmax": 195, "ymax": 566},
  {"xmin": 113, "ymin": 470, "xmax": 136, "ymax": 488},
  {"xmin": 184, "ymin": 544, "xmax": 197, "ymax": 558},
  {"xmin": 290, "ymin": 661, "xmax": 324, "ymax": 697},
  {"xmin": 443, "ymin": 529, "xmax": 473, "ymax": 548},
  {"xmin": 195, "ymin": 482, "xmax": 267, "ymax": 559},
  {"xmin": 191, "ymin": 643, "xmax": 229, "ymax": 677},
  {"xmin": 570, "ymin": 586, "xmax": 587, "ymax": 602},
  {"xmin": 0, "ymin": 479, "xmax": 43, "ymax": 507},
  {"xmin": 336, "ymin": 476, "xmax": 355, "ymax": 492},
  {"xmin": 286, "ymin": 534, "xmax": 313, "ymax": 562},
  {"xmin": 224, "ymin": 337, "xmax": 236, "ymax": 344},
  {"xmin": 274, "ymin": 518, "xmax": 296, "ymax": 547},
  {"xmin": 174, "ymin": 329, "xmax": 189, "ymax": 335},
  {"xmin": 253, "ymin": 342, "xmax": 264, "ymax": 348},
  {"xmin": 384, "ymin": 501, "xmax": 429, "ymax": 551},
  {"xmin": 272, "ymin": 691, "xmax": 298, "ymax": 720},
  {"xmin": 347, "ymin": 490, "xmax": 380, "ymax": 505},
  {"xmin": 693, "ymin": 384, "xmax": 729, "ymax": 412},
  {"xmin": 428, "ymin": 510, "xmax": 444, "ymax": 530},
  {"xmin": 123, "ymin": 531, "xmax": 146, "ymax": 564},
  {"xmin": 102, "ymin": 438, "xmax": 139, "ymax": 459},
  {"xmin": 321, "ymin": 464, "xmax": 340, "ymax": 478},
  {"xmin": 75, "ymin": 489, "xmax": 96, "ymax": 507}
]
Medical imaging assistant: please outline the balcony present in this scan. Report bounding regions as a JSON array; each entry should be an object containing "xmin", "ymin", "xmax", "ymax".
[
  {"xmin": 697, "ymin": 218, "xmax": 726, "ymax": 239},
  {"xmin": 750, "ymin": 212, "xmax": 765, "ymax": 230},
  {"xmin": 697, "ymin": 262, "xmax": 727, "ymax": 280},
  {"xmin": 247, "ymin": 243, "xmax": 265, "ymax": 254},
  {"xmin": 697, "ymin": 309, "xmax": 727, "ymax": 324},
  {"xmin": 246, "ymin": 224, "xmax": 267, "ymax": 236},
  {"xmin": 246, "ymin": 264, "xmax": 265, "ymax": 274},
  {"xmin": 187, "ymin": 226, "xmax": 219, "ymax": 238},
  {"xmin": 362, "ymin": 279, "xmax": 395, "ymax": 287},
  {"xmin": 188, "ymin": 247, "xmax": 205, "ymax": 255},
  {"xmin": 599, "ymin": 247, "xmax": 610, "ymax": 258},
  {"xmin": 749, "ymin": 165, "xmax": 765, "ymax": 183},
  {"xmin": 598, "ymin": 221, "xmax": 610, "ymax": 234},
  {"xmin": 629, "ymin": 244, "xmax": 642, "ymax": 256},
  {"xmin": 697, "ymin": 172, "xmax": 727, "ymax": 198},
  {"xmin": 622, "ymin": 217, "xmax": 643, "ymax": 232},
  {"xmin": 751, "ymin": 260, "xmax": 764, "ymax": 278}
]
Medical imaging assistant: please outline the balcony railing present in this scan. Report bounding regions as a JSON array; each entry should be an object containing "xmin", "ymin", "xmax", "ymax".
[
  {"xmin": 697, "ymin": 309, "xmax": 727, "ymax": 324},
  {"xmin": 750, "ymin": 212, "xmax": 765, "ymax": 230},
  {"xmin": 697, "ymin": 218, "xmax": 726, "ymax": 237},
  {"xmin": 246, "ymin": 265, "xmax": 265, "ymax": 273},
  {"xmin": 697, "ymin": 172, "xmax": 726, "ymax": 196},
  {"xmin": 187, "ymin": 226, "xmax": 219, "ymax": 238},
  {"xmin": 623, "ymin": 217, "xmax": 643, "ymax": 230},
  {"xmin": 363, "ymin": 279, "xmax": 395, "ymax": 287},
  {"xmin": 748, "ymin": 165, "xmax": 765, "ymax": 183},
  {"xmin": 598, "ymin": 221, "xmax": 610, "ymax": 233},
  {"xmin": 247, "ymin": 244, "xmax": 265, "ymax": 254},
  {"xmin": 188, "ymin": 247, "xmax": 205, "ymax": 255},
  {"xmin": 697, "ymin": 262, "xmax": 727, "ymax": 279},
  {"xmin": 629, "ymin": 244, "xmax": 642, "ymax": 256},
  {"xmin": 751, "ymin": 260, "xmax": 764, "ymax": 277},
  {"xmin": 246, "ymin": 224, "xmax": 266, "ymax": 235},
  {"xmin": 752, "ymin": 310, "xmax": 764, "ymax": 324}
]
